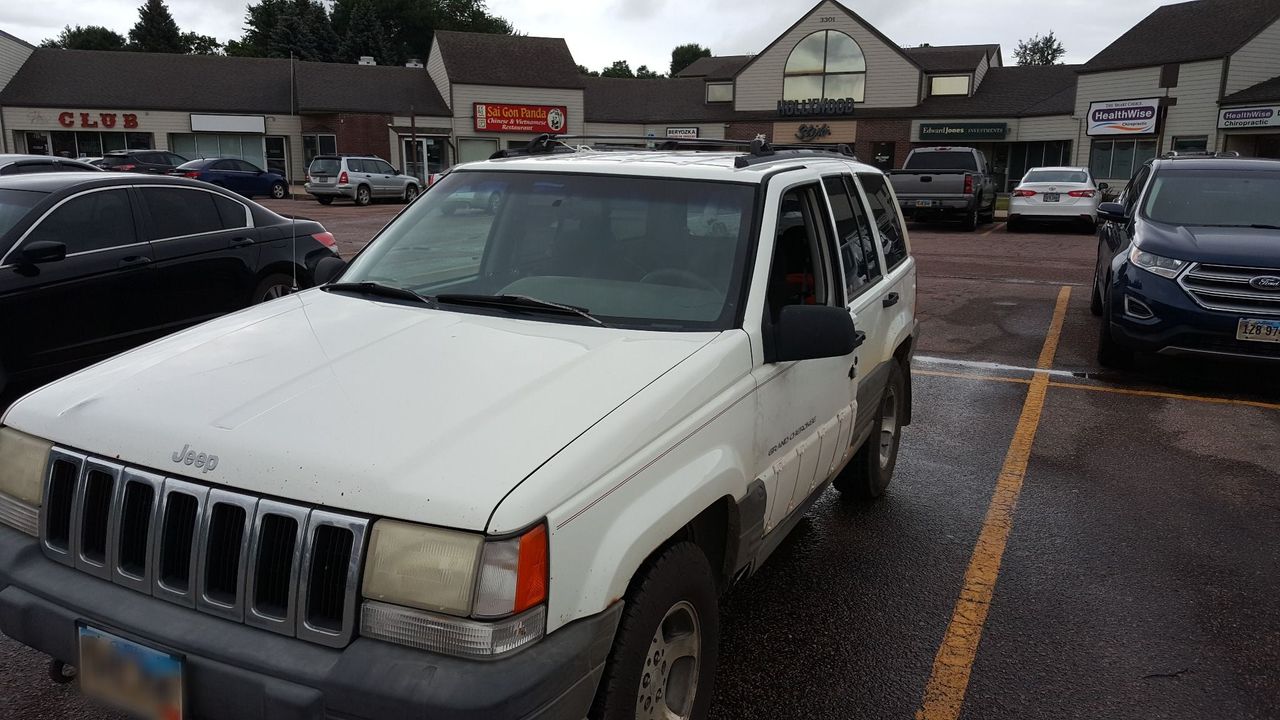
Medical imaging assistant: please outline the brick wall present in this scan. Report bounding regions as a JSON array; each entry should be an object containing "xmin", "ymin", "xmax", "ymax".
[
  {"xmin": 854, "ymin": 118, "xmax": 912, "ymax": 168},
  {"xmin": 726, "ymin": 122, "xmax": 773, "ymax": 142},
  {"xmin": 302, "ymin": 113, "xmax": 392, "ymax": 160}
]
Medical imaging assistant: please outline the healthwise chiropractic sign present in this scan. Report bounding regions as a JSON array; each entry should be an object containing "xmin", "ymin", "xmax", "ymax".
[
  {"xmin": 1087, "ymin": 98, "xmax": 1160, "ymax": 136},
  {"xmin": 1218, "ymin": 105, "xmax": 1280, "ymax": 129},
  {"xmin": 474, "ymin": 103, "xmax": 567, "ymax": 133}
]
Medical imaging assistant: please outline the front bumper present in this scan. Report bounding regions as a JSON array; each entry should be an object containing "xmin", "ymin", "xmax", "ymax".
[
  {"xmin": 0, "ymin": 526, "xmax": 621, "ymax": 720},
  {"xmin": 304, "ymin": 184, "xmax": 355, "ymax": 199},
  {"xmin": 1108, "ymin": 264, "xmax": 1280, "ymax": 362}
]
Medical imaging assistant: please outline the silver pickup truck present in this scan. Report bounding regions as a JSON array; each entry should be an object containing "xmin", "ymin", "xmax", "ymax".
[{"xmin": 889, "ymin": 147, "xmax": 998, "ymax": 231}]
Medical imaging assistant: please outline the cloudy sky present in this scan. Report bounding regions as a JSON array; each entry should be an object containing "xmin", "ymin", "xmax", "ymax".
[{"xmin": 3, "ymin": 0, "xmax": 1171, "ymax": 71}]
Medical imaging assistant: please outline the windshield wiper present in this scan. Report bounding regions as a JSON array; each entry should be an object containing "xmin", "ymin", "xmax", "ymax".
[
  {"xmin": 322, "ymin": 281, "xmax": 434, "ymax": 306},
  {"xmin": 1199, "ymin": 223, "xmax": 1280, "ymax": 230},
  {"xmin": 434, "ymin": 293, "xmax": 605, "ymax": 326}
]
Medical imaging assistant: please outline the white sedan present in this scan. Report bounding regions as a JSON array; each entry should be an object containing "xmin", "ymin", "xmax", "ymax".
[{"xmin": 1008, "ymin": 166, "xmax": 1104, "ymax": 233}]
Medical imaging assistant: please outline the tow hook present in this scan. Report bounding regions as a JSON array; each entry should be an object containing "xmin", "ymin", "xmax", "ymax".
[{"xmin": 48, "ymin": 659, "xmax": 77, "ymax": 684}]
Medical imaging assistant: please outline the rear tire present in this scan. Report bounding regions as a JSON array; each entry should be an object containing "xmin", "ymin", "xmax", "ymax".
[
  {"xmin": 834, "ymin": 362, "xmax": 905, "ymax": 500},
  {"xmin": 963, "ymin": 207, "xmax": 979, "ymax": 232},
  {"xmin": 316, "ymin": 196, "xmax": 333, "ymax": 205},
  {"xmin": 1007, "ymin": 217, "xmax": 1022, "ymax": 233},
  {"xmin": 590, "ymin": 543, "xmax": 719, "ymax": 720},
  {"xmin": 253, "ymin": 273, "xmax": 295, "ymax": 304},
  {"xmin": 354, "ymin": 185, "xmax": 372, "ymax": 206}
]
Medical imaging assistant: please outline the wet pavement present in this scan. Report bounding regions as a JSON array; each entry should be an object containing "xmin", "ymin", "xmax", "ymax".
[{"xmin": 3, "ymin": 217, "xmax": 1279, "ymax": 719}]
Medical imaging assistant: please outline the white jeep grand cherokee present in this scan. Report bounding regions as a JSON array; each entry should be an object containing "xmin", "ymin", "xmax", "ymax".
[{"xmin": 0, "ymin": 141, "xmax": 917, "ymax": 720}]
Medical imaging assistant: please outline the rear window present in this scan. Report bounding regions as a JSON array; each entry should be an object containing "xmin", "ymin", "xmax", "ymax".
[
  {"xmin": 1023, "ymin": 170, "xmax": 1089, "ymax": 184},
  {"xmin": 905, "ymin": 151, "xmax": 979, "ymax": 171},
  {"xmin": 310, "ymin": 158, "xmax": 340, "ymax": 175},
  {"xmin": 0, "ymin": 189, "xmax": 44, "ymax": 240},
  {"xmin": 99, "ymin": 155, "xmax": 132, "ymax": 167},
  {"xmin": 1142, "ymin": 169, "xmax": 1280, "ymax": 227}
]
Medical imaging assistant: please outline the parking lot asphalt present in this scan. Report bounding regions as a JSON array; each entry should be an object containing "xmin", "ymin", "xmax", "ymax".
[{"xmin": 2, "ymin": 215, "xmax": 1278, "ymax": 720}]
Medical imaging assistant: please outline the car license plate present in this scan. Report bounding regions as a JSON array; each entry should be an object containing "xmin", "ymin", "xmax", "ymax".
[
  {"xmin": 78, "ymin": 625, "xmax": 183, "ymax": 720},
  {"xmin": 915, "ymin": 200, "xmax": 934, "ymax": 208},
  {"xmin": 315, "ymin": 177, "xmax": 333, "ymax": 184},
  {"xmin": 1043, "ymin": 193, "xmax": 1061, "ymax": 202},
  {"xmin": 1237, "ymin": 318, "xmax": 1280, "ymax": 343}
]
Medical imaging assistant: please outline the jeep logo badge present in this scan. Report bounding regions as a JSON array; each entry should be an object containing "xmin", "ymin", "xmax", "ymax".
[
  {"xmin": 1250, "ymin": 276, "xmax": 1280, "ymax": 291},
  {"xmin": 171, "ymin": 443, "xmax": 218, "ymax": 473}
]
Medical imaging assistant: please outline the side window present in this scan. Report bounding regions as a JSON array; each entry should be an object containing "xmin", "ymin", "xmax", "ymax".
[
  {"xmin": 166, "ymin": 154, "xmax": 188, "ymax": 167},
  {"xmin": 1122, "ymin": 166, "xmax": 1151, "ymax": 213},
  {"xmin": 857, "ymin": 172, "xmax": 908, "ymax": 271},
  {"xmin": 234, "ymin": 160, "xmax": 260, "ymax": 173},
  {"xmin": 768, "ymin": 185, "xmax": 833, "ymax": 321},
  {"xmin": 822, "ymin": 174, "xmax": 880, "ymax": 300},
  {"xmin": 349, "ymin": 159, "xmax": 368, "ymax": 174},
  {"xmin": 25, "ymin": 189, "xmax": 136, "ymax": 253},
  {"xmin": 375, "ymin": 161, "xmax": 396, "ymax": 175},
  {"xmin": 211, "ymin": 160, "xmax": 235, "ymax": 171},
  {"xmin": 140, "ymin": 188, "xmax": 224, "ymax": 239},
  {"xmin": 2, "ymin": 162, "xmax": 55, "ymax": 175},
  {"xmin": 212, "ymin": 194, "xmax": 249, "ymax": 229}
]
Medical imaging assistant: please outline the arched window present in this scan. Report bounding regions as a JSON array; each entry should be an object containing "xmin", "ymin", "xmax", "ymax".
[{"xmin": 783, "ymin": 30, "xmax": 866, "ymax": 102}]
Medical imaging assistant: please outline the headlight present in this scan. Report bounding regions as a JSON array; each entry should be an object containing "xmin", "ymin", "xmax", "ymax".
[
  {"xmin": 0, "ymin": 427, "xmax": 53, "ymax": 536},
  {"xmin": 360, "ymin": 519, "xmax": 549, "ymax": 658},
  {"xmin": 1129, "ymin": 245, "xmax": 1188, "ymax": 279}
]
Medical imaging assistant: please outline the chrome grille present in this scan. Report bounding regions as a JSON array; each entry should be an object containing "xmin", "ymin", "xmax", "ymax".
[
  {"xmin": 1179, "ymin": 263, "xmax": 1280, "ymax": 316},
  {"xmin": 39, "ymin": 449, "xmax": 368, "ymax": 648}
]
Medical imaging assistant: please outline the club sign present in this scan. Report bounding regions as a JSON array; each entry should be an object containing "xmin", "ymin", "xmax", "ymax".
[{"xmin": 58, "ymin": 112, "xmax": 140, "ymax": 129}]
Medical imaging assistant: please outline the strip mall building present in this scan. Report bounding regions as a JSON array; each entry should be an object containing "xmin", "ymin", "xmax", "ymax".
[{"xmin": 1, "ymin": 0, "xmax": 1278, "ymax": 192}]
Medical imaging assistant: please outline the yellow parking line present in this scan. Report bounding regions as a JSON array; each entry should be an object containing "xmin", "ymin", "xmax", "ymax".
[
  {"xmin": 914, "ymin": 369, "xmax": 1032, "ymax": 385},
  {"xmin": 1048, "ymin": 381, "xmax": 1280, "ymax": 411},
  {"xmin": 980, "ymin": 222, "xmax": 1004, "ymax": 237},
  {"xmin": 916, "ymin": 285, "xmax": 1070, "ymax": 720}
]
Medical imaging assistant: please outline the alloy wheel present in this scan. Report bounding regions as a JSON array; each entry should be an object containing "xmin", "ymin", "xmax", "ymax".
[
  {"xmin": 271, "ymin": 183, "xmax": 286, "ymax": 199},
  {"xmin": 260, "ymin": 283, "xmax": 293, "ymax": 302},
  {"xmin": 637, "ymin": 600, "xmax": 701, "ymax": 720}
]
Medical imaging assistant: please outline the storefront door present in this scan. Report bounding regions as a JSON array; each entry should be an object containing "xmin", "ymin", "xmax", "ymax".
[
  {"xmin": 24, "ymin": 131, "xmax": 50, "ymax": 155},
  {"xmin": 871, "ymin": 142, "xmax": 895, "ymax": 171},
  {"xmin": 265, "ymin": 136, "xmax": 289, "ymax": 181}
]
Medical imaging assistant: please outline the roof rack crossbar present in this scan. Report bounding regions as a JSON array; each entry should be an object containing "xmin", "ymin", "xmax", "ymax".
[{"xmin": 484, "ymin": 134, "xmax": 858, "ymax": 166}]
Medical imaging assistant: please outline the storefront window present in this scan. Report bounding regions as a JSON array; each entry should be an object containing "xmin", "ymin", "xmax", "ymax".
[
  {"xmin": 303, "ymin": 134, "xmax": 337, "ymax": 163},
  {"xmin": 1089, "ymin": 139, "xmax": 1158, "ymax": 179},
  {"xmin": 47, "ymin": 130, "xmax": 150, "ymax": 157},
  {"xmin": 783, "ymin": 30, "xmax": 866, "ymax": 102},
  {"xmin": 171, "ymin": 133, "xmax": 266, "ymax": 167}
]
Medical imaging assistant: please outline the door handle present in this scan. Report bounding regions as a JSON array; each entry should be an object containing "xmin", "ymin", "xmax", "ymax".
[
  {"xmin": 882, "ymin": 292, "xmax": 900, "ymax": 308},
  {"xmin": 852, "ymin": 330, "xmax": 867, "ymax": 349},
  {"xmin": 117, "ymin": 255, "xmax": 151, "ymax": 269},
  {"xmin": 229, "ymin": 236, "xmax": 255, "ymax": 247}
]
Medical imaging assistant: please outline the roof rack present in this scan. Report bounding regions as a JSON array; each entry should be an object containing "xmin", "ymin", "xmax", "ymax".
[
  {"xmin": 1161, "ymin": 150, "xmax": 1241, "ymax": 159},
  {"xmin": 489, "ymin": 134, "xmax": 857, "ymax": 167}
]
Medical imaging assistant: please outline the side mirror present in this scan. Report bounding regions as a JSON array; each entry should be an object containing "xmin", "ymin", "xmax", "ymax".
[
  {"xmin": 313, "ymin": 255, "xmax": 347, "ymax": 285},
  {"xmin": 1098, "ymin": 182, "xmax": 1110, "ymax": 191},
  {"xmin": 770, "ymin": 305, "xmax": 863, "ymax": 363},
  {"xmin": 19, "ymin": 240, "xmax": 67, "ymax": 265},
  {"xmin": 1097, "ymin": 202, "xmax": 1128, "ymax": 224}
]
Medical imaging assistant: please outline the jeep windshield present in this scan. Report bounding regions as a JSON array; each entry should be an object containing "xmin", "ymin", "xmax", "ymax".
[
  {"xmin": 339, "ymin": 170, "xmax": 758, "ymax": 330},
  {"xmin": 1142, "ymin": 169, "xmax": 1280, "ymax": 227}
]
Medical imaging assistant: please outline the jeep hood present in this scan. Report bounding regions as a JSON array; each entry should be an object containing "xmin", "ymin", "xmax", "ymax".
[{"xmin": 4, "ymin": 289, "xmax": 714, "ymax": 531}]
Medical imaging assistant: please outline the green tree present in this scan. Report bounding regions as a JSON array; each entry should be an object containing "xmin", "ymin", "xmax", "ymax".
[
  {"xmin": 265, "ymin": 0, "xmax": 338, "ymax": 62},
  {"xmin": 183, "ymin": 32, "xmax": 223, "ymax": 55},
  {"xmin": 669, "ymin": 42, "xmax": 710, "ymax": 75},
  {"xmin": 128, "ymin": 0, "xmax": 185, "ymax": 53},
  {"xmin": 577, "ymin": 64, "xmax": 600, "ymax": 77},
  {"xmin": 330, "ymin": 0, "xmax": 513, "ymax": 65},
  {"xmin": 41, "ymin": 25, "xmax": 127, "ymax": 51},
  {"xmin": 635, "ymin": 65, "xmax": 661, "ymax": 79},
  {"xmin": 227, "ymin": 0, "xmax": 291, "ymax": 57},
  {"xmin": 600, "ymin": 60, "xmax": 633, "ymax": 78},
  {"xmin": 1014, "ymin": 31, "xmax": 1066, "ymax": 66},
  {"xmin": 339, "ymin": 0, "xmax": 389, "ymax": 63}
]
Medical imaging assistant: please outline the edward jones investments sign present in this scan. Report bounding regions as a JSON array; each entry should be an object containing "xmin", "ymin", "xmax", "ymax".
[
  {"xmin": 1087, "ymin": 98, "xmax": 1160, "ymax": 136},
  {"xmin": 1218, "ymin": 105, "xmax": 1280, "ymax": 129},
  {"xmin": 474, "ymin": 103, "xmax": 568, "ymax": 133}
]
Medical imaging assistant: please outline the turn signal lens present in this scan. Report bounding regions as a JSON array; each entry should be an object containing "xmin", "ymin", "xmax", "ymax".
[
  {"xmin": 1013, "ymin": 189, "xmax": 1037, "ymax": 197},
  {"xmin": 1068, "ymin": 189, "xmax": 1097, "ymax": 198},
  {"xmin": 338, "ymin": 171, "xmax": 349, "ymax": 184},
  {"xmin": 0, "ymin": 427, "xmax": 52, "ymax": 536},
  {"xmin": 183, "ymin": 171, "xmax": 200, "ymax": 179},
  {"xmin": 312, "ymin": 231, "xmax": 337, "ymax": 249},
  {"xmin": 473, "ymin": 524, "xmax": 548, "ymax": 618}
]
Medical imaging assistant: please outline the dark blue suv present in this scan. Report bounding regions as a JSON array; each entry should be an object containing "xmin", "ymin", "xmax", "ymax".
[{"xmin": 1091, "ymin": 154, "xmax": 1280, "ymax": 367}]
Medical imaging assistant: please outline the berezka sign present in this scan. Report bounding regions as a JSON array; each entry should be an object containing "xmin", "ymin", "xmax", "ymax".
[
  {"xmin": 1086, "ymin": 98, "xmax": 1160, "ymax": 136},
  {"xmin": 58, "ymin": 112, "xmax": 140, "ymax": 129},
  {"xmin": 474, "ymin": 103, "xmax": 567, "ymax": 134}
]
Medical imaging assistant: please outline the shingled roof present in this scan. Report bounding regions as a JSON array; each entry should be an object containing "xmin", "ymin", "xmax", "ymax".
[
  {"xmin": 295, "ymin": 61, "xmax": 448, "ymax": 115},
  {"xmin": 1221, "ymin": 74, "xmax": 1280, "ymax": 105},
  {"xmin": 673, "ymin": 55, "xmax": 752, "ymax": 80},
  {"xmin": 902, "ymin": 44, "xmax": 1000, "ymax": 73},
  {"xmin": 1081, "ymin": 0, "xmax": 1280, "ymax": 73},
  {"xmin": 0, "ymin": 49, "xmax": 293, "ymax": 113},
  {"xmin": 583, "ymin": 77, "xmax": 742, "ymax": 123},
  {"xmin": 913, "ymin": 64, "xmax": 1079, "ymax": 118},
  {"xmin": 432, "ymin": 31, "xmax": 583, "ymax": 89}
]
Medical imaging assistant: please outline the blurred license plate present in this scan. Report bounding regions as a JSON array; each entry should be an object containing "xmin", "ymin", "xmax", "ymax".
[
  {"xmin": 1238, "ymin": 318, "xmax": 1280, "ymax": 343},
  {"xmin": 915, "ymin": 200, "xmax": 934, "ymax": 208},
  {"xmin": 314, "ymin": 177, "xmax": 333, "ymax": 184},
  {"xmin": 78, "ymin": 625, "xmax": 183, "ymax": 720},
  {"xmin": 1043, "ymin": 193, "xmax": 1061, "ymax": 202}
]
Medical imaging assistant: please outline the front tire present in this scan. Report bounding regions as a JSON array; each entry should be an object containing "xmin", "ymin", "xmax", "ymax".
[
  {"xmin": 354, "ymin": 185, "xmax": 372, "ymax": 206},
  {"xmin": 835, "ymin": 362, "xmax": 905, "ymax": 500},
  {"xmin": 591, "ymin": 543, "xmax": 719, "ymax": 720},
  {"xmin": 1097, "ymin": 281, "xmax": 1134, "ymax": 369},
  {"xmin": 404, "ymin": 185, "xmax": 420, "ymax": 203},
  {"xmin": 270, "ymin": 181, "xmax": 288, "ymax": 200}
]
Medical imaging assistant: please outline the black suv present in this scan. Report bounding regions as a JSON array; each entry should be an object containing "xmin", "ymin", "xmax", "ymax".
[
  {"xmin": 1092, "ymin": 154, "xmax": 1280, "ymax": 366},
  {"xmin": 0, "ymin": 173, "xmax": 341, "ymax": 399},
  {"xmin": 99, "ymin": 149, "xmax": 189, "ymax": 174}
]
